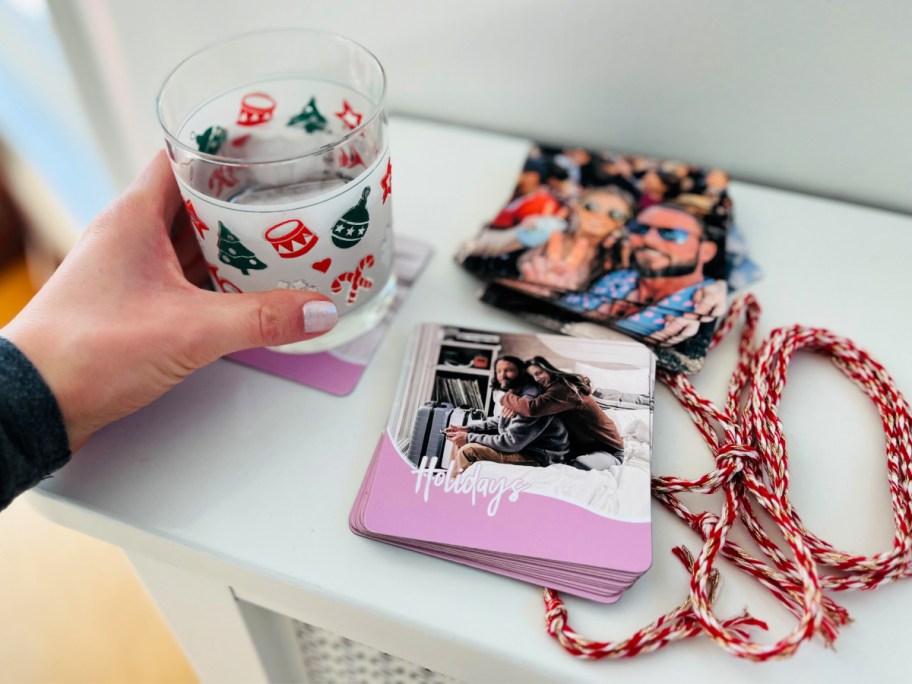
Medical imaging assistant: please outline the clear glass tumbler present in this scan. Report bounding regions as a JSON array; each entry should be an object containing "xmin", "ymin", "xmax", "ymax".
[{"xmin": 157, "ymin": 29, "xmax": 395, "ymax": 353}]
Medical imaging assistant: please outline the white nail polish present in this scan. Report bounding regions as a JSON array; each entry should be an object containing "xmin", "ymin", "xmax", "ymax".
[{"xmin": 303, "ymin": 300, "xmax": 338, "ymax": 333}]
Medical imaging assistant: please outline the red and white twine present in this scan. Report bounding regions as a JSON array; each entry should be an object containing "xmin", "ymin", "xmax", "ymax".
[{"xmin": 544, "ymin": 294, "xmax": 912, "ymax": 660}]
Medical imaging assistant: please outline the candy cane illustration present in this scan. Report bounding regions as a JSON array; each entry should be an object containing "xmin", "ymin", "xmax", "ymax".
[
  {"xmin": 207, "ymin": 264, "xmax": 243, "ymax": 294},
  {"xmin": 330, "ymin": 255, "xmax": 374, "ymax": 304}
]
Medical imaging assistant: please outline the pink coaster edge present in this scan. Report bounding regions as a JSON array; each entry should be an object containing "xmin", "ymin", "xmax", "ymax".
[{"xmin": 226, "ymin": 347, "xmax": 366, "ymax": 396}]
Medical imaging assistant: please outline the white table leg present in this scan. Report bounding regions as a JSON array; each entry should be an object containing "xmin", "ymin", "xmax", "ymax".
[{"xmin": 125, "ymin": 551, "xmax": 304, "ymax": 684}]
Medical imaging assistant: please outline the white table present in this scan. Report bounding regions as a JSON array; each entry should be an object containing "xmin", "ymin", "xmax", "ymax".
[{"xmin": 30, "ymin": 118, "xmax": 912, "ymax": 682}]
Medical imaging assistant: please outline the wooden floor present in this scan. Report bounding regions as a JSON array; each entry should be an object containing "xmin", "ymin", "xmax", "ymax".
[{"xmin": 0, "ymin": 258, "xmax": 197, "ymax": 684}]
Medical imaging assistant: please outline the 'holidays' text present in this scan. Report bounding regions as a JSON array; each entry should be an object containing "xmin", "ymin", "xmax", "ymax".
[{"xmin": 412, "ymin": 457, "xmax": 533, "ymax": 516}]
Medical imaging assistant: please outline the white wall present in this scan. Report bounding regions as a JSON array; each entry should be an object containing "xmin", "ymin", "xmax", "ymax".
[
  {"xmin": 50, "ymin": 0, "xmax": 912, "ymax": 213},
  {"xmin": 0, "ymin": 0, "xmax": 114, "ymax": 226}
]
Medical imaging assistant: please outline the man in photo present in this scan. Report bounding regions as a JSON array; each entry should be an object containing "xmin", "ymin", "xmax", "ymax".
[
  {"xmin": 561, "ymin": 203, "xmax": 726, "ymax": 346},
  {"xmin": 499, "ymin": 356, "xmax": 624, "ymax": 463},
  {"xmin": 444, "ymin": 356, "xmax": 569, "ymax": 477}
]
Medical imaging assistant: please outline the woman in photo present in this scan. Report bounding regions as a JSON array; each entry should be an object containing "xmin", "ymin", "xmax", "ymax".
[{"xmin": 500, "ymin": 356, "xmax": 624, "ymax": 462}]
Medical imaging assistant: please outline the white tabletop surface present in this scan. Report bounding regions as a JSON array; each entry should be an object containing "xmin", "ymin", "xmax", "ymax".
[{"xmin": 32, "ymin": 117, "xmax": 912, "ymax": 682}]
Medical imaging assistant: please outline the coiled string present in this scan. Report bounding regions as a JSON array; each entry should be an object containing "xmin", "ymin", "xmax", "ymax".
[{"xmin": 544, "ymin": 294, "xmax": 912, "ymax": 660}]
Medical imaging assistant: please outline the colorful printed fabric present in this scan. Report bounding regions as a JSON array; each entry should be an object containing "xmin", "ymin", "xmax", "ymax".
[{"xmin": 562, "ymin": 270, "xmax": 713, "ymax": 336}]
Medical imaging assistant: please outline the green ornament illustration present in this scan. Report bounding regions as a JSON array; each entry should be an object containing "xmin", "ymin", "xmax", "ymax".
[
  {"xmin": 331, "ymin": 187, "xmax": 371, "ymax": 249},
  {"xmin": 288, "ymin": 97, "xmax": 328, "ymax": 133},
  {"xmin": 195, "ymin": 125, "xmax": 227, "ymax": 154},
  {"xmin": 217, "ymin": 222, "xmax": 268, "ymax": 275}
]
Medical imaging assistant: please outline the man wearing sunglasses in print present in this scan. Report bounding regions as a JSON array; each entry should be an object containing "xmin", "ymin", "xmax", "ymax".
[{"xmin": 562, "ymin": 203, "xmax": 726, "ymax": 346}]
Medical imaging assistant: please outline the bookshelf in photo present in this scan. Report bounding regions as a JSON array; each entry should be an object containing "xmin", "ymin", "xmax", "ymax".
[
  {"xmin": 412, "ymin": 327, "xmax": 500, "ymax": 413},
  {"xmin": 429, "ymin": 328, "xmax": 501, "ymax": 413},
  {"xmin": 433, "ymin": 370, "xmax": 487, "ymax": 411},
  {"xmin": 392, "ymin": 325, "xmax": 504, "ymax": 456}
]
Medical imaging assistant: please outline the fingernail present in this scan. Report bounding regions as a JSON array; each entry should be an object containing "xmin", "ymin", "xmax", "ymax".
[{"xmin": 303, "ymin": 300, "xmax": 338, "ymax": 333}]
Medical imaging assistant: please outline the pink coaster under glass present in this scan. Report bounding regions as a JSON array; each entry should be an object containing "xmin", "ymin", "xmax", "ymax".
[{"xmin": 227, "ymin": 237, "xmax": 432, "ymax": 395}]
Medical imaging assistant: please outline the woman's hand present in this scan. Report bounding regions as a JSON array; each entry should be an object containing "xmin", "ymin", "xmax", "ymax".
[
  {"xmin": 1, "ymin": 152, "xmax": 338, "ymax": 451},
  {"xmin": 518, "ymin": 233, "xmax": 594, "ymax": 291},
  {"xmin": 691, "ymin": 279, "xmax": 727, "ymax": 321}
]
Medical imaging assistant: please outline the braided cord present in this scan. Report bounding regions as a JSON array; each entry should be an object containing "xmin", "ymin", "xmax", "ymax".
[{"xmin": 545, "ymin": 294, "xmax": 912, "ymax": 660}]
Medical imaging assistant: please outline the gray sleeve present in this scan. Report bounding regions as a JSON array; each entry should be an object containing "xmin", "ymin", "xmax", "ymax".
[
  {"xmin": 467, "ymin": 414, "xmax": 552, "ymax": 453},
  {"xmin": 468, "ymin": 417, "xmax": 499, "ymax": 434},
  {"xmin": 0, "ymin": 336, "xmax": 71, "ymax": 512}
]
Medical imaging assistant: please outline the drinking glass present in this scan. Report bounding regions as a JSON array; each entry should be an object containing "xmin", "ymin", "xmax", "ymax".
[{"xmin": 157, "ymin": 29, "xmax": 395, "ymax": 352}]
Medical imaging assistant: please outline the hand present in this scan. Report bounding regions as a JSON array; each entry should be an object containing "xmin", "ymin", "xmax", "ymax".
[
  {"xmin": 1, "ymin": 152, "xmax": 338, "ymax": 451},
  {"xmin": 518, "ymin": 233, "xmax": 594, "ymax": 290},
  {"xmin": 444, "ymin": 425, "xmax": 468, "ymax": 437},
  {"xmin": 646, "ymin": 314, "xmax": 701, "ymax": 347},
  {"xmin": 458, "ymin": 226, "xmax": 523, "ymax": 258},
  {"xmin": 447, "ymin": 431, "xmax": 468, "ymax": 450},
  {"xmin": 645, "ymin": 281, "xmax": 727, "ymax": 347},
  {"xmin": 692, "ymin": 279, "xmax": 727, "ymax": 321},
  {"xmin": 501, "ymin": 406, "xmax": 516, "ymax": 420}
]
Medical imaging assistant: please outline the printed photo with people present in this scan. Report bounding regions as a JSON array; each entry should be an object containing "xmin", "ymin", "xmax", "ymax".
[
  {"xmin": 400, "ymin": 325, "xmax": 654, "ymax": 521},
  {"xmin": 457, "ymin": 145, "xmax": 731, "ymax": 373}
]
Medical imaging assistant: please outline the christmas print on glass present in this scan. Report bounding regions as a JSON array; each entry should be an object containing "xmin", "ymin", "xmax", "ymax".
[
  {"xmin": 208, "ymin": 166, "xmax": 240, "ymax": 198},
  {"xmin": 276, "ymin": 279, "xmax": 319, "ymax": 292},
  {"xmin": 335, "ymin": 100, "xmax": 363, "ymax": 130},
  {"xmin": 207, "ymin": 264, "xmax": 243, "ymax": 294},
  {"xmin": 264, "ymin": 219, "xmax": 318, "ymax": 259},
  {"xmin": 456, "ymin": 146, "xmax": 732, "ymax": 374},
  {"xmin": 339, "ymin": 146, "xmax": 365, "ymax": 169},
  {"xmin": 237, "ymin": 92, "xmax": 276, "ymax": 126},
  {"xmin": 331, "ymin": 187, "xmax": 371, "ymax": 249},
  {"xmin": 312, "ymin": 258, "xmax": 332, "ymax": 273},
  {"xmin": 287, "ymin": 97, "xmax": 328, "ymax": 133},
  {"xmin": 350, "ymin": 324, "xmax": 656, "ymax": 604},
  {"xmin": 184, "ymin": 199, "xmax": 210, "ymax": 240},
  {"xmin": 217, "ymin": 222, "xmax": 268, "ymax": 275},
  {"xmin": 195, "ymin": 125, "xmax": 227, "ymax": 154},
  {"xmin": 173, "ymin": 77, "xmax": 392, "ymax": 317},
  {"xmin": 331, "ymin": 255, "xmax": 374, "ymax": 305},
  {"xmin": 380, "ymin": 159, "xmax": 392, "ymax": 204}
]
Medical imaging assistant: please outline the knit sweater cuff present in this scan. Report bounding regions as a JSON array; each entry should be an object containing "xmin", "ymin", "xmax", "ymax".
[{"xmin": 0, "ymin": 336, "xmax": 72, "ymax": 510}]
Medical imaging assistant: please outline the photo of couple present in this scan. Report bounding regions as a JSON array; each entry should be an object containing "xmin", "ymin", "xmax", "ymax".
[
  {"xmin": 444, "ymin": 354, "xmax": 647, "ymax": 478},
  {"xmin": 396, "ymin": 325, "xmax": 654, "ymax": 521},
  {"xmin": 457, "ymin": 145, "xmax": 731, "ymax": 372}
]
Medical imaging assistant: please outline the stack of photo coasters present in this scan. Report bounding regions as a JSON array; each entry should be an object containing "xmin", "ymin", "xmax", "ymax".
[
  {"xmin": 455, "ymin": 145, "xmax": 760, "ymax": 373},
  {"xmin": 351, "ymin": 324, "xmax": 656, "ymax": 603}
]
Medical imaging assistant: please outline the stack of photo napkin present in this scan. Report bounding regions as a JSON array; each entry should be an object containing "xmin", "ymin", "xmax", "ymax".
[{"xmin": 350, "ymin": 323, "xmax": 655, "ymax": 603}]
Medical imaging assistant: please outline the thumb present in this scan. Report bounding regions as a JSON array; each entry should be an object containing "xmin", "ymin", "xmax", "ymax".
[{"xmin": 199, "ymin": 289, "xmax": 338, "ymax": 358}]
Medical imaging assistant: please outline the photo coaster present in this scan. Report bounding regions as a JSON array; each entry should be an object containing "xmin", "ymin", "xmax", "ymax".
[
  {"xmin": 350, "ymin": 323, "xmax": 656, "ymax": 603},
  {"xmin": 456, "ymin": 145, "xmax": 737, "ymax": 373},
  {"xmin": 228, "ymin": 237, "xmax": 433, "ymax": 395}
]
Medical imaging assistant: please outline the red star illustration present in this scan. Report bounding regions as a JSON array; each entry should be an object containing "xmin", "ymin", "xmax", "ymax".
[
  {"xmin": 184, "ymin": 199, "xmax": 210, "ymax": 239},
  {"xmin": 343, "ymin": 146, "xmax": 365, "ymax": 168},
  {"xmin": 380, "ymin": 158, "xmax": 392, "ymax": 204},
  {"xmin": 335, "ymin": 100, "xmax": 363, "ymax": 130}
]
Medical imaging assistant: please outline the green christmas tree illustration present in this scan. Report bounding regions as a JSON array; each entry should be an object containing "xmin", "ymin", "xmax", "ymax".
[
  {"xmin": 287, "ymin": 97, "xmax": 328, "ymax": 133},
  {"xmin": 195, "ymin": 125, "xmax": 227, "ymax": 154},
  {"xmin": 217, "ymin": 222, "xmax": 268, "ymax": 275}
]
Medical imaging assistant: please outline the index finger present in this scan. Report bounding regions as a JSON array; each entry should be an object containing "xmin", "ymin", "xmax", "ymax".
[{"xmin": 129, "ymin": 151, "xmax": 185, "ymax": 229}]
